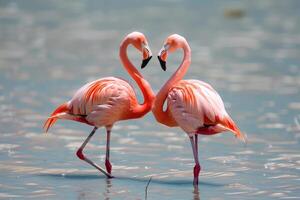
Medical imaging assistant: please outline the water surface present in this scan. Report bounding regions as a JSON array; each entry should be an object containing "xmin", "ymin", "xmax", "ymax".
[{"xmin": 0, "ymin": 0, "xmax": 299, "ymax": 199}]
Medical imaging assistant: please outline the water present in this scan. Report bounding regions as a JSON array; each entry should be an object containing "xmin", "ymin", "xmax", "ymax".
[{"xmin": 0, "ymin": 0, "xmax": 300, "ymax": 199}]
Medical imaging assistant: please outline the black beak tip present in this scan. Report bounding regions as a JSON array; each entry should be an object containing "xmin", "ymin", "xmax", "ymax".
[
  {"xmin": 141, "ymin": 56, "xmax": 152, "ymax": 69},
  {"xmin": 157, "ymin": 56, "xmax": 166, "ymax": 71}
]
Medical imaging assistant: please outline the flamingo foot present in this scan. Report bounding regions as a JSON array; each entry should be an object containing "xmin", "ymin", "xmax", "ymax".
[
  {"xmin": 193, "ymin": 164, "xmax": 201, "ymax": 185},
  {"xmin": 105, "ymin": 159, "xmax": 112, "ymax": 174}
]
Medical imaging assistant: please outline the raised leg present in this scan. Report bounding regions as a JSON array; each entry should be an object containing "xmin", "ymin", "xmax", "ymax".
[
  {"xmin": 189, "ymin": 134, "xmax": 201, "ymax": 185},
  {"xmin": 76, "ymin": 127, "xmax": 113, "ymax": 178},
  {"xmin": 105, "ymin": 126, "xmax": 112, "ymax": 174}
]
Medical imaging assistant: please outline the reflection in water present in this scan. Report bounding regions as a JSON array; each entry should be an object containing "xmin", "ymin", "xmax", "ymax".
[
  {"xmin": 193, "ymin": 186, "xmax": 200, "ymax": 200},
  {"xmin": 104, "ymin": 179, "xmax": 112, "ymax": 200},
  {"xmin": 77, "ymin": 190, "xmax": 87, "ymax": 200},
  {"xmin": 145, "ymin": 177, "xmax": 152, "ymax": 200},
  {"xmin": 76, "ymin": 178, "xmax": 112, "ymax": 200}
]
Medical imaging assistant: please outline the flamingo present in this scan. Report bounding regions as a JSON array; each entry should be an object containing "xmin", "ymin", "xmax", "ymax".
[
  {"xmin": 43, "ymin": 32, "xmax": 155, "ymax": 178},
  {"xmin": 152, "ymin": 34, "xmax": 246, "ymax": 185}
]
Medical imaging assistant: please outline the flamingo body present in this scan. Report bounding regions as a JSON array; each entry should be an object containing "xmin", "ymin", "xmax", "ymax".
[
  {"xmin": 44, "ymin": 77, "xmax": 142, "ymax": 131},
  {"xmin": 167, "ymin": 79, "xmax": 244, "ymax": 139},
  {"xmin": 154, "ymin": 34, "xmax": 245, "ymax": 185},
  {"xmin": 43, "ymin": 32, "xmax": 154, "ymax": 177}
]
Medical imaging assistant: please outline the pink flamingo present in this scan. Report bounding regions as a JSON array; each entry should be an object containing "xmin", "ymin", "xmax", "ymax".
[
  {"xmin": 153, "ymin": 34, "xmax": 246, "ymax": 185},
  {"xmin": 43, "ymin": 32, "xmax": 155, "ymax": 178}
]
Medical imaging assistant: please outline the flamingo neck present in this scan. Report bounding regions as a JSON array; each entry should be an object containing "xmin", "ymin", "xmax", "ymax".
[
  {"xmin": 119, "ymin": 39, "xmax": 154, "ymax": 118},
  {"xmin": 152, "ymin": 41, "xmax": 191, "ymax": 126}
]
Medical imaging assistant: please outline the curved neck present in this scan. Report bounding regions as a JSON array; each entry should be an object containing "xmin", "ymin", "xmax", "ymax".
[
  {"xmin": 119, "ymin": 38, "xmax": 154, "ymax": 118},
  {"xmin": 152, "ymin": 42, "xmax": 191, "ymax": 126}
]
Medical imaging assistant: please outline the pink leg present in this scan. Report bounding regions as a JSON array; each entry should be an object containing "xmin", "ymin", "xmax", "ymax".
[
  {"xmin": 189, "ymin": 134, "xmax": 201, "ymax": 185},
  {"xmin": 105, "ymin": 127, "xmax": 112, "ymax": 174},
  {"xmin": 76, "ymin": 127, "xmax": 113, "ymax": 178}
]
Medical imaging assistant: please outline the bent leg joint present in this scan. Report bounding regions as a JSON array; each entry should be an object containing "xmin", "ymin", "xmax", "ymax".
[{"xmin": 76, "ymin": 148, "xmax": 85, "ymax": 160}]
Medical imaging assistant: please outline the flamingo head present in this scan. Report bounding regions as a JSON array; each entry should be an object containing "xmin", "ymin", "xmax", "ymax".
[
  {"xmin": 158, "ymin": 34, "xmax": 188, "ymax": 71},
  {"xmin": 126, "ymin": 32, "xmax": 152, "ymax": 69}
]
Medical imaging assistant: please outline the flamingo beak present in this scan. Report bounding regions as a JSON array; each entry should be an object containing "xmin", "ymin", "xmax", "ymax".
[
  {"xmin": 141, "ymin": 56, "xmax": 152, "ymax": 69},
  {"xmin": 141, "ymin": 43, "xmax": 152, "ymax": 69},
  {"xmin": 158, "ymin": 55, "xmax": 166, "ymax": 71},
  {"xmin": 158, "ymin": 44, "xmax": 169, "ymax": 71}
]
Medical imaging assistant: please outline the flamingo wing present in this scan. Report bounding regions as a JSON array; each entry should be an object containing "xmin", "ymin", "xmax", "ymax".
[
  {"xmin": 167, "ymin": 80, "xmax": 245, "ymax": 141},
  {"xmin": 44, "ymin": 77, "xmax": 138, "ymax": 131}
]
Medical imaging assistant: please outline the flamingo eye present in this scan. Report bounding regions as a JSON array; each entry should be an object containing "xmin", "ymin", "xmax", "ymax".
[{"xmin": 164, "ymin": 43, "xmax": 170, "ymax": 51}]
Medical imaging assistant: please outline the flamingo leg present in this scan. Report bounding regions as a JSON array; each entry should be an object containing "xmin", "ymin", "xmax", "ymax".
[
  {"xmin": 76, "ymin": 127, "xmax": 113, "ymax": 178},
  {"xmin": 189, "ymin": 134, "xmax": 201, "ymax": 185},
  {"xmin": 105, "ymin": 127, "xmax": 112, "ymax": 174}
]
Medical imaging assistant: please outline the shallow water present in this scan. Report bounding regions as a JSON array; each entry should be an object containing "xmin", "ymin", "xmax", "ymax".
[{"xmin": 0, "ymin": 0, "xmax": 300, "ymax": 199}]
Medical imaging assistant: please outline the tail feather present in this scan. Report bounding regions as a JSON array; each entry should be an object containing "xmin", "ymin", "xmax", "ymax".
[
  {"xmin": 43, "ymin": 102, "xmax": 69, "ymax": 133},
  {"xmin": 220, "ymin": 116, "xmax": 247, "ymax": 143}
]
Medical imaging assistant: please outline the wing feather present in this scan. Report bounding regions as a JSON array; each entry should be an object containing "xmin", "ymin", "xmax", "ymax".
[
  {"xmin": 69, "ymin": 77, "xmax": 137, "ymax": 126},
  {"xmin": 167, "ymin": 80, "xmax": 229, "ymax": 133},
  {"xmin": 167, "ymin": 79, "xmax": 246, "ymax": 141}
]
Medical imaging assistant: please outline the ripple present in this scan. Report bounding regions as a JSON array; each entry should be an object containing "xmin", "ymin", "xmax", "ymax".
[
  {"xmin": 268, "ymin": 153, "xmax": 300, "ymax": 161},
  {"xmin": 118, "ymin": 138, "xmax": 139, "ymax": 145},
  {"xmin": 208, "ymin": 156, "xmax": 238, "ymax": 163},
  {"xmin": 0, "ymin": 193, "xmax": 21, "ymax": 198},
  {"xmin": 228, "ymin": 183, "xmax": 256, "ymax": 191},
  {"xmin": 225, "ymin": 191, "xmax": 249, "ymax": 195},
  {"xmin": 166, "ymin": 145, "xmax": 183, "ymax": 150},
  {"xmin": 264, "ymin": 162, "xmax": 296, "ymax": 170},
  {"xmin": 65, "ymin": 142, "xmax": 102, "ymax": 151},
  {"xmin": 258, "ymin": 123, "xmax": 286, "ymax": 129},
  {"xmin": 0, "ymin": 144, "xmax": 19, "ymax": 151},
  {"xmin": 203, "ymin": 171, "xmax": 236, "ymax": 178},
  {"xmin": 269, "ymin": 174, "xmax": 298, "ymax": 179},
  {"xmin": 234, "ymin": 150, "xmax": 255, "ymax": 155},
  {"xmin": 288, "ymin": 102, "xmax": 300, "ymax": 110}
]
